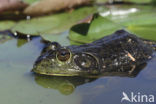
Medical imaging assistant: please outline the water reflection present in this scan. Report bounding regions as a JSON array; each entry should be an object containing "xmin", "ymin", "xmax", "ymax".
[
  {"xmin": 34, "ymin": 63, "xmax": 146, "ymax": 95},
  {"xmin": 0, "ymin": 30, "xmax": 39, "ymax": 46},
  {"xmin": 34, "ymin": 75, "xmax": 96, "ymax": 95},
  {"xmin": 0, "ymin": 31, "xmax": 13, "ymax": 44}
]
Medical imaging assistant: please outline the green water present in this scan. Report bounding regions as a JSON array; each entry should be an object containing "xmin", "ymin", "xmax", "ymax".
[{"xmin": 0, "ymin": 32, "xmax": 156, "ymax": 104}]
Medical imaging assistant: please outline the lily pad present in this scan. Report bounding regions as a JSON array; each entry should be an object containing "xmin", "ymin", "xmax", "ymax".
[
  {"xmin": 69, "ymin": 13, "xmax": 123, "ymax": 43},
  {"xmin": 42, "ymin": 31, "xmax": 70, "ymax": 46},
  {"xmin": 0, "ymin": 21, "xmax": 16, "ymax": 31},
  {"xmin": 24, "ymin": 0, "xmax": 38, "ymax": 4},
  {"xmin": 69, "ymin": 5, "xmax": 156, "ymax": 44},
  {"xmin": 106, "ymin": 6, "xmax": 156, "ymax": 26},
  {"xmin": 128, "ymin": 0, "xmax": 151, "ymax": 3},
  {"xmin": 127, "ymin": 24, "xmax": 156, "ymax": 40},
  {"xmin": 102, "ymin": 5, "xmax": 156, "ymax": 40},
  {"xmin": 11, "ymin": 7, "xmax": 96, "ymax": 35}
]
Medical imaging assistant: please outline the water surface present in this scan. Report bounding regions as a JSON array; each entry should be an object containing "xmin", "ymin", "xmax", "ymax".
[{"xmin": 0, "ymin": 32, "xmax": 156, "ymax": 104}]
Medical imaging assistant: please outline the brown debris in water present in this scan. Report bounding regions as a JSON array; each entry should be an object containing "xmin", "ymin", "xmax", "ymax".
[
  {"xmin": 0, "ymin": 0, "xmax": 28, "ymax": 13},
  {"xmin": 24, "ymin": 0, "xmax": 91, "ymax": 16}
]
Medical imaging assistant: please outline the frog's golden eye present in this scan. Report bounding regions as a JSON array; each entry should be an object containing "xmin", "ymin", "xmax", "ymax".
[{"xmin": 56, "ymin": 49, "xmax": 71, "ymax": 62}]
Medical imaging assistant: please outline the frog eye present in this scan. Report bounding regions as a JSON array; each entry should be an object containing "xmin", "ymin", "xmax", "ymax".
[{"xmin": 56, "ymin": 49, "xmax": 71, "ymax": 62}]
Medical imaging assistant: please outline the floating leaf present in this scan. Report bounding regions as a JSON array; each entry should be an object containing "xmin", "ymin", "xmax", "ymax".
[
  {"xmin": 128, "ymin": 0, "xmax": 151, "ymax": 3},
  {"xmin": 69, "ymin": 5, "xmax": 156, "ymax": 44},
  {"xmin": 11, "ymin": 7, "xmax": 96, "ymax": 35},
  {"xmin": 69, "ymin": 14, "xmax": 122, "ymax": 43},
  {"xmin": 0, "ymin": 21, "xmax": 16, "ymax": 31},
  {"xmin": 24, "ymin": 0, "xmax": 39, "ymax": 4},
  {"xmin": 127, "ymin": 24, "xmax": 156, "ymax": 40},
  {"xmin": 98, "ymin": 5, "xmax": 156, "ymax": 25},
  {"xmin": 103, "ymin": 5, "xmax": 156, "ymax": 40},
  {"xmin": 42, "ymin": 31, "xmax": 70, "ymax": 46}
]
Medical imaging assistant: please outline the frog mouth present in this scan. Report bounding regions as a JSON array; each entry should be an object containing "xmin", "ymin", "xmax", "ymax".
[
  {"xmin": 32, "ymin": 65, "xmax": 81, "ymax": 76},
  {"xmin": 32, "ymin": 68, "xmax": 80, "ymax": 76},
  {"xmin": 32, "ymin": 66, "xmax": 99, "ymax": 77}
]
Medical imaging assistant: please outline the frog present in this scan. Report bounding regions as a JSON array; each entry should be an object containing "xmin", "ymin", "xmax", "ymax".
[{"xmin": 32, "ymin": 29, "xmax": 156, "ymax": 77}]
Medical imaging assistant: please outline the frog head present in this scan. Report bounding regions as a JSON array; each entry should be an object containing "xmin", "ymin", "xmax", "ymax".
[{"xmin": 32, "ymin": 42, "xmax": 100, "ymax": 76}]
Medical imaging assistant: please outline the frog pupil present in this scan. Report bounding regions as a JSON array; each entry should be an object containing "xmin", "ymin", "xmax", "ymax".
[{"xmin": 61, "ymin": 51, "xmax": 66, "ymax": 56}]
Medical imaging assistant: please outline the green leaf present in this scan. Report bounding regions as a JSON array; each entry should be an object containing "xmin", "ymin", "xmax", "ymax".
[
  {"xmin": 69, "ymin": 14, "xmax": 123, "ymax": 44},
  {"xmin": 11, "ymin": 7, "xmax": 96, "ymax": 35},
  {"xmin": 127, "ymin": 0, "xmax": 151, "ymax": 3},
  {"xmin": 69, "ymin": 5, "xmax": 156, "ymax": 44},
  {"xmin": 127, "ymin": 24, "xmax": 156, "ymax": 41},
  {"xmin": 42, "ymin": 31, "xmax": 70, "ymax": 46},
  {"xmin": 0, "ymin": 21, "xmax": 16, "ymax": 31},
  {"xmin": 100, "ymin": 5, "xmax": 156, "ymax": 26},
  {"xmin": 101, "ymin": 5, "xmax": 156, "ymax": 40},
  {"xmin": 87, "ymin": 14, "xmax": 123, "ymax": 39},
  {"xmin": 23, "ymin": 0, "xmax": 39, "ymax": 4}
]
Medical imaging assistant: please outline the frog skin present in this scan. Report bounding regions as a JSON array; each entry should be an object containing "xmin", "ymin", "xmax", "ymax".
[{"xmin": 32, "ymin": 30, "xmax": 156, "ymax": 77}]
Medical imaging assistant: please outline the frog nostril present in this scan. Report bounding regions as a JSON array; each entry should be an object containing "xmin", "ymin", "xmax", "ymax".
[
  {"xmin": 51, "ymin": 42, "xmax": 61, "ymax": 50},
  {"xmin": 34, "ymin": 58, "xmax": 42, "ymax": 65}
]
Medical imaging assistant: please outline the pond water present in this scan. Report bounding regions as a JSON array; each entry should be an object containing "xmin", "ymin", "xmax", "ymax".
[{"xmin": 0, "ymin": 31, "xmax": 156, "ymax": 104}]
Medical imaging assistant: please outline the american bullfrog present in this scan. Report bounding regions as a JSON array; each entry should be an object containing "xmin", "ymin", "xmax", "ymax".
[{"xmin": 32, "ymin": 30, "xmax": 156, "ymax": 77}]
